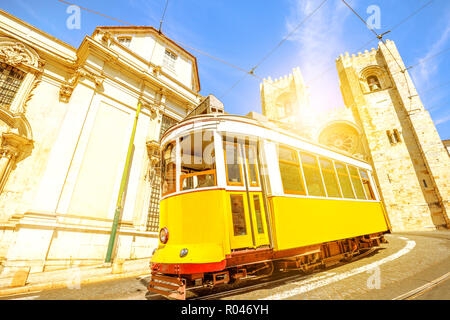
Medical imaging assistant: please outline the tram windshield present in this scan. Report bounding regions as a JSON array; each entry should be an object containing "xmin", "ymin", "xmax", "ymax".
[{"xmin": 180, "ymin": 131, "xmax": 216, "ymax": 191}]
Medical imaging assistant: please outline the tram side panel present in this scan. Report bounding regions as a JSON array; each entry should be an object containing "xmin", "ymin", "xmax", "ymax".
[
  {"xmin": 261, "ymin": 140, "xmax": 389, "ymax": 252},
  {"xmin": 268, "ymin": 196, "xmax": 389, "ymax": 251}
]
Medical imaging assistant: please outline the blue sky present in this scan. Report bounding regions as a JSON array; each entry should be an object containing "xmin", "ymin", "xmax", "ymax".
[{"xmin": 2, "ymin": 0, "xmax": 449, "ymax": 139}]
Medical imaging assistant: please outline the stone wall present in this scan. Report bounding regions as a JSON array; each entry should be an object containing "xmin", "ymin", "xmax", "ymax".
[{"xmin": 336, "ymin": 41, "xmax": 450, "ymax": 231}]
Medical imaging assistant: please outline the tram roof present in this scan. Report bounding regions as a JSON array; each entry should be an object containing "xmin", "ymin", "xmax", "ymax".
[{"xmin": 161, "ymin": 114, "xmax": 370, "ymax": 166}]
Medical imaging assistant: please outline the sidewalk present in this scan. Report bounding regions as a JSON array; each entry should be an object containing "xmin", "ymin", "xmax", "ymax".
[
  {"xmin": 0, "ymin": 258, "xmax": 151, "ymax": 297},
  {"xmin": 394, "ymin": 230, "xmax": 450, "ymax": 240}
]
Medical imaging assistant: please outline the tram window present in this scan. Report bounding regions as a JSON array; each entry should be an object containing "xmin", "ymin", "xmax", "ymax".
[
  {"xmin": 335, "ymin": 162, "xmax": 356, "ymax": 199},
  {"xmin": 162, "ymin": 142, "xmax": 176, "ymax": 196},
  {"xmin": 230, "ymin": 194, "xmax": 247, "ymax": 236},
  {"xmin": 224, "ymin": 141, "xmax": 243, "ymax": 186},
  {"xmin": 319, "ymin": 158, "xmax": 342, "ymax": 198},
  {"xmin": 179, "ymin": 132, "xmax": 216, "ymax": 191},
  {"xmin": 359, "ymin": 169, "xmax": 376, "ymax": 200},
  {"xmin": 278, "ymin": 147, "xmax": 306, "ymax": 195},
  {"xmin": 348, "ymin": 166, "xmax": 367, "ymax": 200},
  {"xmin": 245, "ymin": 145, "xmax": 259, "ymax": 187},
  {"xmin": 300, "ymin": 153, "xmax": 326, "ymax": 197},
  {"xmin": 253, "ymin": 195, "xmax": 264, "ymax": 234}
]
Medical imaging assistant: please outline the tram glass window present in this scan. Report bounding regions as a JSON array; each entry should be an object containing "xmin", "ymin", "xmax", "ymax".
[
  {"xmin": 359, "ymin": 169, "xmax": 376, "ymax": 200},
  {"xmin": 253, "ymin": 195, "xmax": 264, "ymax": 234},
  {"xmin": 230, "ymin": 194, "xmax": 247, "ymax": 236},
  {"xmin": 278, "ymin": 146, "xmax": 306, "ymax": 195},
  {"xmin": 179, "ymin": 132, "xmax": 216, "ymax": 191},
  {"xmin": 319, "ymin": 158, "xmax": 342, "ymax": 198},
  {"xmin": 245, "ymin": 145, "xmax": 259, "ymax": 187},
  {"xmin": 224, "ymin": 141, "xmax": 243, "ymax": 186},
  {"xmin": 300, "ymin": 153, "xmax": 326, "ymax": 197},
  {"xmin": 348, "ymin": 166, "xmax": 367, "ymax": 200},
  {"xmin": 161, "ymin": 142, "xmax": 176, "ymax": 196},
  {"xmin": 335, "ymin": 162, "xmax": 356, "ymax": 199}
]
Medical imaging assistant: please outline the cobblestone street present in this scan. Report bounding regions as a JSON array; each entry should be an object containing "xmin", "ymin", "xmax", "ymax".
[{"xmin": 1, "ymin": 232, "xmax": 448, "ymax": 300}]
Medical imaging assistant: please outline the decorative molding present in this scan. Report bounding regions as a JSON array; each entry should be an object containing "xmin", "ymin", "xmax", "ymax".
[
  {"xmin": 152, "ymin": 65, "xmax": 161, "ymax": 77},
  {"xmin": 100, "ymin": 31, "xmax": 113, "ymax": 48},
  {"xmin": 0, "ymin": 37, "xmax": 44, "ymax": 71},
  {"xmin": 0, "ymin": 43, "xmax": 33, "ymax": 67},
  {"xmin": 59, "ymin": 67, "xmax": 104, "ymax": 103},
  {"xmin": 1, "ymin": 132, "xmax": 33, "ymax": 160},
  {"xmin": 146, "ymin": 140, "xmax": 160, "ymax": 169},
  {"xmin": 59, "ymin": 84, "xmax": 74, "ymax": 103},
  {"xmin": 0, "ymin": 38, "xmax": 45, "ymax": 114}
]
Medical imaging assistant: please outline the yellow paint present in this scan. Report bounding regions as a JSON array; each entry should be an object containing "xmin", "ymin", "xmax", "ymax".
[
  {"xmin": 153, "ymin": 189, "xmax": 230, "ymax": 264},
  {"xmin": 268, "ymin": 196, "xmax": 389, "ymax": 250},
  {"xmin": 151, "ymin": 189, "xmax": 389, "ymax": 266},
  {"xmin": 227, "ymin": 191, "xmax": 254, "ymax": 249},
  {"xmin": 228, "ymin": 192, "xmax": 270, "ymax": 249}
]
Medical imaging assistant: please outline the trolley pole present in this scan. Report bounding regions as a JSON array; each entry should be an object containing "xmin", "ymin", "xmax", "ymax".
[{"xmin": 105, "ymin": 100, "xmax": 142, "ymax": 263}]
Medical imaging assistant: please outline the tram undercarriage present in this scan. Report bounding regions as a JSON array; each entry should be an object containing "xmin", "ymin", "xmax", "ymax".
[{"xmin": 148, "ymin": 232, "xmax": 387, "ymax": 300}]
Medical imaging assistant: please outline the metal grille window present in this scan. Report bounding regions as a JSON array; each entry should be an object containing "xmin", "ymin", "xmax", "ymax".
[
  {"xmin": 0, "ymin": 63, "xmax": 25, "ymax": 108},
  {"xmin": 163, "ymin": 49, "xmax": 177, "ymax": 72},
  {"xmin": 159, "ymin": 115, "xmax": 177, "ymax": 140},
  {"xmin": 146, "ymin": 169, "xmax": 161, "ymax": 232},
  {"xmin": 146, "ymin": 115, "xmax": 178, "ymax": 232},
  {"xmin": 117, "ymin": 37, "xmax": 131, "ymax": 48}
]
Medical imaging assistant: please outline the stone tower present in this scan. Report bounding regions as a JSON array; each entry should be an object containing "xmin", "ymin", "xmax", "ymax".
[
  {"xmin": 336, "ymin": 40, "xmax": 450, "ymax": 231},
  {"xmin": 260, "ymin": 67, "xmax": 312, "ymax": 136}
]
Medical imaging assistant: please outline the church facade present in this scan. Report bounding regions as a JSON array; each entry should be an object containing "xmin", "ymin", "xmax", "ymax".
[
  {"xmin": 0, "ymin": 9, "xmax": 201, "ymax": 281},
  {"xmin": 260, "ymin": 40, "xmax": 450, "ymax": 232},
  {"xmin": 0, "ymin": 7, "xmax": 449, "ymax": 286}
]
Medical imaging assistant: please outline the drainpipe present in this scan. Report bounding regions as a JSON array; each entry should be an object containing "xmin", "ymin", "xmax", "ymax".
[{"xmin": 105, "ymin": 100, "xmax": 142, "ymax": 263}]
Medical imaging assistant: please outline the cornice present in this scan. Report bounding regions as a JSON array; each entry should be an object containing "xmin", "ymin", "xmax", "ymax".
[
  {"xmin": 76, "ymin": 36, "xmax": 200, "ymax": 107},
  {"xmin": 0, "ymin": 13, "xmax": 76, "ymax": 67}
]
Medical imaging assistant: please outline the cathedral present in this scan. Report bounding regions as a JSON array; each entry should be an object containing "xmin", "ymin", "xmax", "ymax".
[
  {"xmin": 260, "ymin": 40, "xmax": 450, "ymax": 232},
  {"xmin": 0, "ymin": 7, "xmax": 448, "ymax": 287}
]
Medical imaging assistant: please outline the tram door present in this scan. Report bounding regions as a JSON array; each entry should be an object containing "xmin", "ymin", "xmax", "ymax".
[{"xmin": 224, "ymin": 140, "xmax": 270, "ymax": 250}]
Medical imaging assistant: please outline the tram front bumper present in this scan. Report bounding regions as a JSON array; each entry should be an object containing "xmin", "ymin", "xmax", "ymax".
[{"xmin": 148, "ymin": 273, "xmax": 186, "ymax": 300}]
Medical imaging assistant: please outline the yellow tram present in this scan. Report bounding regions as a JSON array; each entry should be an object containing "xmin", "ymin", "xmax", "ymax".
[{"xmin": 148, "ymin": 114, "xmax": 391, "ymax": 299}]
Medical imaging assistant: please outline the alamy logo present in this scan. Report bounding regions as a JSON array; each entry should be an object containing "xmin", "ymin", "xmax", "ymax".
[
  {"xmin": 366, "ymin": 5, "xmax": 381, "ymax": 30},
  {"xmin": 367, "ymin": 266, "xmax": 381, "ymax": 289},
  {"xmin": 66, "ymin": 5, "xmax": 81, "ymax": 30}
]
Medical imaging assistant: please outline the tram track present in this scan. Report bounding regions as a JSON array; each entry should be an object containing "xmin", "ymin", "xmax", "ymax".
[
  {"xmin": 189, "ymin": 247, "xmax": 377, "ymax": 300},
  {"xmin": 393, "ymin": 272, "xmax": 450, "ymax": 300}
]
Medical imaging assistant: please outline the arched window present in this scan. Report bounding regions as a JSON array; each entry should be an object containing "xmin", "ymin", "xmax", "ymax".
[
  {"xmin": 0, "ymin": 63, "xmax": 25, "ymax": 109},
  {"xmin": 367, "ymin": 75, "xmax": 381, "ymax": 92}
]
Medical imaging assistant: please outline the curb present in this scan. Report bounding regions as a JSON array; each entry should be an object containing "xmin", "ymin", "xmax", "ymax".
[{"xmin": 0, "ymin": 268, "xmax": 150, "ymax": 297}]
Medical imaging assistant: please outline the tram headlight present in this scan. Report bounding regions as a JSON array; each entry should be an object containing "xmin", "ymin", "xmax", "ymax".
[{"xmin": 159, "ymin": 227, "xmax": 169, "ymax": 244}]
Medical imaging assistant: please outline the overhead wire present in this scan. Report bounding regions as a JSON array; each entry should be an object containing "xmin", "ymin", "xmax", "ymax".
[
  {"xmin": 158, "ymin": 0, "xmax": 169, "ymax": 33},
  {"xmin": 417, "ymin": 79, "xmax": 450, "ymax": 96},
  {"xmin": 340, "ymin": 0, "xmax": 450, "ymax": 173},
  {"xmin": 309, "ymin": 0, "xmax": 435, "ymax": 84},
  {"xmin": 220, "ymin": 0, "xmax": 329, "ymax": 98},
  {"xmin": 341, "ymin": 0, "xmax": 417, "ymax": 112},
  {"xmin": 248, "ymin": 0, "xmax": 328, "ymax": 75},
  {"xmin": 56, "ymin": 0, "xmax": 134, "ymax": 26},
  {"xmin": 55, "ymin": 0, "xmax": 439, "ymax": 102},
  {"xmin": 55, "ymin": 0, "xmax": 265, "ymax": 86},
  {"xmin": 391, "ymin": 46, "xmax": 450, "ymax": 76}
]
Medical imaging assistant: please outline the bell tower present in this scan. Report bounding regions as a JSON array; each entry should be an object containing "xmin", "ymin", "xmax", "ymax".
[
  {"xmin": 336, "ymin": 40, "xmax": 450, "ymax": 231},
  {"xmin": 260, "ymin": 67, "xmax": 312, "ymax": 135}
]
